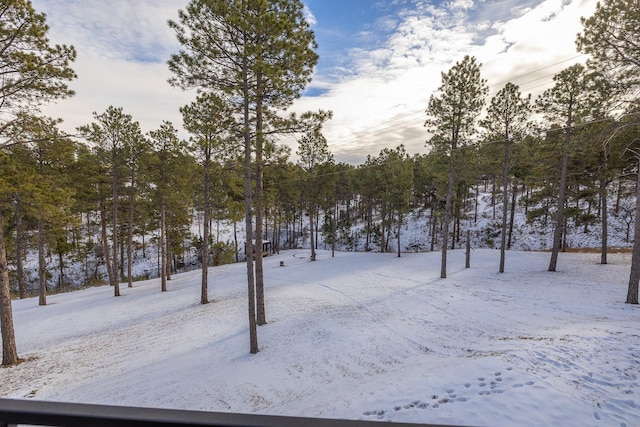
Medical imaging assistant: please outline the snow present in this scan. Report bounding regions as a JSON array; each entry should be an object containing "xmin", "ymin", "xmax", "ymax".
[{"xmin": 1, "ymin": 248, "xmax": 639, "ymax": 427}]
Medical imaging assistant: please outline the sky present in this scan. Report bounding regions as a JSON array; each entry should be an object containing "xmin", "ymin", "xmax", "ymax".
[{"xmin": 31, "ymin": 0, "xmax": 598, "ymax": 164}]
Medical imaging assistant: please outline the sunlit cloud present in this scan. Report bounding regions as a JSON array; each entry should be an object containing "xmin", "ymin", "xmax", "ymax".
[
  {"xmin": 32, "ymin": 0, "xmax": 191, "ymax": 136},
  {"xmin": 30, "ymin": 0, "xmax": 597, "ymax": 164},
  {"xmin": 293, "ymin": 0, "xmax": 597, "ymax": 164}
]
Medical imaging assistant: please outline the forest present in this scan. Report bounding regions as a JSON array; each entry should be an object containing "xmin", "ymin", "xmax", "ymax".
[{"xmin": 1, "ymin": 0, "xmax": 639, "ymax": 365}]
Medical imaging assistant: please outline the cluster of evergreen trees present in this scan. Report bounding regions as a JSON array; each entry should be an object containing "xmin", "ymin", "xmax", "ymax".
[{"xmin": 1, "ymin": 0, "xmax": 639, "ymax": 366}]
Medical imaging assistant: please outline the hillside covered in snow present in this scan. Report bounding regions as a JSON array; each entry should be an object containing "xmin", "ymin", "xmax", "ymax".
[{"xmin": 10, "ymin": 187, "xmax": 637, "ymax": 296}]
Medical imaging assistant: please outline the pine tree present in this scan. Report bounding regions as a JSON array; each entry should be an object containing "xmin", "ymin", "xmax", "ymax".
[
  {"xmin": 3, "ymin": 143, "xmax": 35, "ymax": 300},
  {"xmin": 425, "ymin": 55, "xmax": 488, "ymax": 278},
  {"xmin": 481, "ymin": 83, "xmax": 531, "ymax": 273},
  {"xmin": 577, "ymin": 0, "xmax": 640, "ymax": 104},
  {"xmin": 21, "ymin": 116, "xmax": 75, "ymax": 304},
  {"xmin": 577, "ymin": 0, "xmax": 640, "ymax": 304},
  {"xmin": 78, "ymin": 107, "xmax": 143, "ymax": 296},
  {"xmin": 181, "ymin": 93, "xmax": 235, "ymax": 304},
  {"xmin": 297, "ymin": 128, "xmax": 333, "ymax": 261},
  {"xmin": 536, "ymin": 64, "xmax": 596, "ymax": 272},
  {"xmin": 378, "ymin": 145, "xmax": 414, "ymax": 257},
  {"xmin": 147, "ymin": 122, "xmax": 188, "ymax": 293},
  {"xmin": 169, "ymin": 0, "xmax": 321, "ymax": 353},
  {"xmin": 123, "ymin": 128, "xmax": 150, "ymax": 289},
  {"xmin": 0, "ymin": 0, "xmax": 76, "ymax": 366}
]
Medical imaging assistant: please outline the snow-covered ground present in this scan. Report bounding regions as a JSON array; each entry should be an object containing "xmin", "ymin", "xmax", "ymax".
[{"xmin": 1, "ymin": 248, "xmax": 638, "ymax": 426}]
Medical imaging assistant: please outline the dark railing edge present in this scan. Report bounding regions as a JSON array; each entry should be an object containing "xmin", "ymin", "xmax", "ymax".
[{"xmin": 0, "ymin": 398, "xmax": 473, "ymax": 427}]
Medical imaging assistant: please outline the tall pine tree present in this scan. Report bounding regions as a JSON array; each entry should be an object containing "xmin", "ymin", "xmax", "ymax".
[
  {"xmin": 0, "ymin": 0, "xmax": 76, "ymax": 366},
  {"xmin": 168, "ymin": 0, "xmax": 321, "ymax": 353},
  {"xmin": 536, "ymin": 64, "xmax": 596, "ymax": 272},
  {"xmin": 577, "ymin": 0, "xmax": 640, "ymax": 304},
  {"xmin": 481, "ymin": 83, "xmax": 531, "ymax": 273},
  {"xmin": 425, "ymin": 55, "xmax": 488, "ymax": 278}
]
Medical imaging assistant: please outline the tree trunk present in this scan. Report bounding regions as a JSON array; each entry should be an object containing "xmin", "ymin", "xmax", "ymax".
[
  {"xmin": 58, "ymin": 250, "xmax": 65, "ymax": 290},
  {"xmin": 99, "ymin": 198, "xmax": 115, "ymax": 289},
  {"xmin": 243, "ymin": 55, "xmax": 258, "ymax": 354},
  {"xmin": 466, "ymin": 229, "xmax": 471, "ymax": 269},
  {"xmin": 562, "ymin": 213, "xmax": 568, "ymax": 252},
  {"xmin": 474, "ymin": 186, "xmax": 478, "ymax": 224},
  {"xmin": 430, "ymin": 209, "xmax": 437, "ymax": 252},
  {"xmin": 508, "ymin": 182, "xmax": 517, "ymax": 249},
  {"xmin": 0, "ymin": 210, "xmax": 19, "ymax": 366},
  {"xmin": 600, "ymin": 177, "xmax": 608, "ymax": 265},
  {"xmin": 119, "ymin": 238, "xmax": 125, "ymax": 279},
  {"xmin": 309, "ymin": 202, "xmax": 316, "ymax": 261},
  {"xmin": 315, "ymin": 206, "xmax": 319, "ymax": 250},
  {"xmin": 111, "ymin": 150, "xmax": 120, "ymax": 297},
  {"xmin": 233, "ymin": 220, "xmax": 239, "ymax": 263},
  {"xmin": 37, "ymin": 212, "xmax": 47, "ymax": 306},
  {"xmin": 127, "ymin": 175, "xmax": 135, "ymax": 288},
  {"xmin": 396, "ymin": 213, "xmax": 402, "ymax": 258},
  {"xmin": 548, "ymin": 118, "xmax": 572, "ymax": 272},
  {"xmin": 626, "ymin": 158, "xmax": 640, "ymax": 304},
  {"xmin": 14, "ymin": 203, "xmax": 25, "ymax": 299},
  {"xmin": 142, "ymin": 224, "xmax": 146, "ymax": 259},
  {"xmin": 254, "ymin": 75, "xmax": 266, "ymax": 325},
  {"xmin": 615, "ymin": 180, "xmax": 623, "ymax": 215},
  {"xmin": 201, "ymin": 151, "xmax": 210, "ymax": 304},
  {"xmin": 332, "ymin": 203, "xmax": 336, "ymax": 258},
  {"xmin": 164, "ymin": 234, "xmax": 171, "ymax": 281},
  {"xmin": 441, "ymin": 153, "xmax": 454, "ymax": 278},
  {"xmin": 160, "ymin": 201, "xmax": 167, "ymax": 292},
  {"xmin": 499, "ymin": 133, "xmax": 509, "ymax": 273},
  {"xmin": 276, "ymin": 215, "xmax": 282, "ymax": 254}
]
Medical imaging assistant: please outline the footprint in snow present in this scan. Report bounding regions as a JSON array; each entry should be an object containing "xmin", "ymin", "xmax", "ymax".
[
  {"xmin": 363, "ymin": 366, "xmax": 523, "ymax": 418},
  {"xmin": 512, "ymin": 381, "xmax": 535, "ymax": 388}
]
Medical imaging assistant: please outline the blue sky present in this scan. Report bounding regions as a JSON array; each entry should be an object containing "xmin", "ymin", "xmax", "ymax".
[
  {"xmin": 304, "ymin": 0, "xmax": 402, "ymax": 86},
  {"xmin": 32, "ymin": 0, "xmax": 597, "ymax": 164}
]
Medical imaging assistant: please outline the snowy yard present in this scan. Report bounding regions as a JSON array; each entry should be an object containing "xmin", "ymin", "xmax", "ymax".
[{"xmin": 1, "ymin": 249, "xmax": 638, "ymax": 427}]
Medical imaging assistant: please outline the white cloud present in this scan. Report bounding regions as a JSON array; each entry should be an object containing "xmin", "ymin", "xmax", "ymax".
[
  {"xmin": 450, "ymin": 0, "xmax": 475, "ymax": 10},
  {"xmin": 32, "ymin": 0, "xmax": 192, "ymax": 136},
  {"xmin": 303, "ymin": 5, "xmax": 318, "ymax": 26},
  {"xmin": 35, "ymin": 0, "xmax": 183, "ymax": 62},
  {"xmin": 30, "ymin": 0, "xmax": 599, "ymax": 164},
  {"xmin": 290, "ymin": 0, "xmax": 598, "ymax": 164},
  {"xmin": 374, "ymin": 16, "xmax": 399, "ymax": 32}
]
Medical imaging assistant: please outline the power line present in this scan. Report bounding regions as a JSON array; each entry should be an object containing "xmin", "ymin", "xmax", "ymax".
[
  {"xmin": 320, "ymin": 55, "xmax": 590, "ymax": 154},
  {"xmin": 270, "ymin": 112, "xmax": 640, "ymax": 188},
  {"xmin": 491, "ymin": 54, "xmax": 586, "ymax": 89}
]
